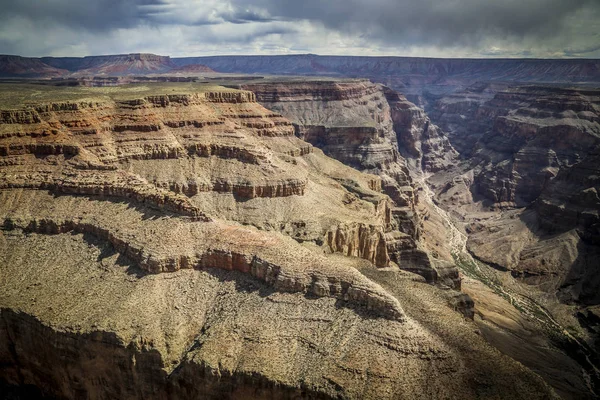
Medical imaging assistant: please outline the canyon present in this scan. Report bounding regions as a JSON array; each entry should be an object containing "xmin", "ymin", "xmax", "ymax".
[
  {"xmin": 234, "ymin": 79, "xmax": 458, "ymax": 287},
  {"xmin": 429, "ymin": 83, "xmax": 600, "ymax": 302},
  {"xmin": 235, "ymin": 78, "xmax": 600, "ymax": 399},
  {"xmin": 0, "ymin": 53, "xmax": 599, "ymax": 399},
  {"xmin": 0, "ymin": 80, "xmax": 554, "ymax": 400}
]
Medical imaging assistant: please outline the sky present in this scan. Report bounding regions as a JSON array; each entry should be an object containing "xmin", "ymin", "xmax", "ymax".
[{"xmin": 0, "ymin": 0, "xmax": 599, "ymax": 58}]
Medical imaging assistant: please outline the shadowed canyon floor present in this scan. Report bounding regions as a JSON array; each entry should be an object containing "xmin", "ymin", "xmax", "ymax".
[{"xmin": 0, "ymin": 80, "xmax": 564, "ymax": 399}]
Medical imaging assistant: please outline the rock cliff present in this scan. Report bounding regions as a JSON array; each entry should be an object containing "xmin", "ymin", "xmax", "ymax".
[
  {"xmin": 431, "ymin": 84, "xmax": 600, "ymax": 286},
  {"xmin": 426, "ymin": 84, "xmax": 600, "ymax": 393},
  {"xmin": 0, "ymin": 55, "xmax": 69, "ymax": 77},
  {"xmin": 0, "ymin": 54, "xmax": 212, "ymax": 78},
  {"xmin": 383, "ymin": 87, "xmax": 457, "ymax": 172},
  {"xmin": 0, "ymin": 81, "xmax": 557, "ymax": 399},
  {"xmin": 44, "ymin": 53, "xmax": 177, "ymax": 76},
  {"xmin": 239, "ymin": 79, "xmax": 460, "ymax": 288}
]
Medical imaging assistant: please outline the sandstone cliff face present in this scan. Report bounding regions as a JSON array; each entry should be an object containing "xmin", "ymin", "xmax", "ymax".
[
  {"xmin": 383, "ymin": 87, "xmax": 457, "ymax": 172},
  {"xmin": 240, "ymin": 80, "xmax": 460, "ymax": 288},
  {"xmin": 0, "ymin": 84, "xmax": 399, "ymax": 271},
  {"xmin": 430, "ymin": 85, "xmax": 600, "ymax": 307},
  {"xmin": 0, "ymin": 82, "xmax": 559, "ymax": 399}
]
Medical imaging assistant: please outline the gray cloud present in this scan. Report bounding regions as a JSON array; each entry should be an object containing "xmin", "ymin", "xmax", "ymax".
[
  {"xmin": 220, "ymin": 8, "xmax": 278, "ymax": 24},
  {"xmin": 0, "ymin": 0, "xmax": 166, "ymax": 32},
  {"xmin": 0, "ymin": 0, "xmax": 598, "ymax": 57},
  {"xmin": 238, "ymin": 0, "xmax": 599, "ymax": 48}
]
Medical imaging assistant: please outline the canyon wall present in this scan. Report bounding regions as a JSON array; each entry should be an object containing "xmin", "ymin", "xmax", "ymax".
[
  {"xmin": 3, "ymin": 54, "xmax": 598, "ymax": 99},
  {"xmin": 176, "ymin": 55, "xmax": 600, "ymax": 97},
  {"xmin": 239, "ymin": 79, "xmax": 460, "ymax": 288},
  {"xmin": 429, "ymin": 84, "xmax": 600, "ymax": 306},
  {"xmin": 0, "ymin": 82, "xmax": 558, "ymax": 399}
]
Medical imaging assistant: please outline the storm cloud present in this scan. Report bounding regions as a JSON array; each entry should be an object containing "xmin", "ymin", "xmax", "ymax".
[{"xmin": 0, "ymin": 0, "xmax": 598, "ymax": 57}]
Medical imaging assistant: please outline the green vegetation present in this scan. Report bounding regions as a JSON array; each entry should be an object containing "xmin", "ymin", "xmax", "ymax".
[{"xmin": 453, "ymin": 252, "xmax": 582, "ymax": 346}]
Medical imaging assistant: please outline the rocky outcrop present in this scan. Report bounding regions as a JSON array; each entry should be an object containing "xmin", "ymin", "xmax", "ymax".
[
  {"xmin": 325, "ymin": 223, "xmax": 390, "ymax": 267},
  {"xmin": 431, "ymin": 84, "xmax": 600, "ymax": 307},
  {"xmin": 239, "ymin": 80, "xmax": 461, "ymax": 287},
  {"xmin": 383, "ymin": 87, "xmax": 457, "ymax": 172},
  {"xmin": 0, "ymin": 81, "xmax": 562, "ymax": 400}
]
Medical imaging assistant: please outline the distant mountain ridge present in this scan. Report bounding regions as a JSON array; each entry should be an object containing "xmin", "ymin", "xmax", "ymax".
[
  {"xmin": 174, "ymin": 54, "xmax": 600, "ymax": 82},
  {"xmin": 0, "ymin": 53, "xmax": 214, "ymax": 77},
  {"xmin": 2, "ymin": 52, "xmax": 598, "ymax": 80},
  {"xmin": 0, "ymin": 55, "xmax": 69, "ymax": 77},
  {"xmin": 174, "ymin": 54, "xmax": 600, "ymax": 105},
  {"xmin": 1, "ymin": 53, "xmax": 598, "ymax": 104},
  {"xmin": 43, "ymin": 53, "xmax": 175, "ymax": 75}
]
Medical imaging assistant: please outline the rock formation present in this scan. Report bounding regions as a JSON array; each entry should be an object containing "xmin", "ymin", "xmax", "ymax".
[
  {"xmin": 0, "ymin": 55, "xmax": 69, "ymax": 77},
  {"xmin": 44, "ymin": 53, "xmax": 178, "ymax": 76},
  {"xmin": 171, "ymin": 64, "xmax": 216, "ymax": 74},
  {"xmin": 0, "ymin": 81, "xmax": 558, "ymax": 399},
  {"xmin": 424, "ymin": 83, "xmax": 600, "ymax": 397},
  {"xmin": 0, "ymin": 54, "xmax": 212, "ymax": 78},
  {"xmin": 238, "ymin": 79, "xmax": 460, "ymax": 288},
  {"xmin": 174, "ymin": 54, "xmax": 600, "ymax": 106},
  {"xmin": 383, "ymin": 87, "xmax": 457, "ymax": 172},
  {"xmin": 430, "ymin": 85, "xmax": 600, "ymax": 291},
  {"xmin": 4, "ymin": 54, "xmax": 598, "ymax": 99}
]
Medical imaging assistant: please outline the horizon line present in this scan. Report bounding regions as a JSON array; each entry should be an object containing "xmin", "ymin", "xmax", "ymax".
[{"xmin": 1, "ymin": 53, "xmax": 599, "ymax": 61}]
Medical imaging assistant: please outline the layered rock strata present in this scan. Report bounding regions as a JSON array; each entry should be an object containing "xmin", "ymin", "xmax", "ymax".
[
  {"xmin": 240, "ymin": 79, "xmax": 459, "ymax": 288},
  {"xmin": 174, "ymin": 55, "xmax": 600, "ymax": 106},
  {"xmin": 383, "ymin": 87, "xmax": 457, "ymax": 172},
  {"xmin": 432, "ymin": 85, "xmax": 600, "ymax": 207},
  {"xmin": 430, "ymin": 84, "xmax": 600, "ymax": 341},
  {"xmin": 0, "ymin": 84, "xmax": 400, "ymax": 268},
  {"xmin": 0, "ymin": 82, "xmax": 558, "ymax": 399}
]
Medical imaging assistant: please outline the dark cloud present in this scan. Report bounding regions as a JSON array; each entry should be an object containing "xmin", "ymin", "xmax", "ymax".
[
  {"xmin": 0, "ymin": 0, "xmax": 598, "ymax": 57},
  {"xmin": 564, "ymin": 44, "xmax": 600, "ymax": 57},
  {"xmin": 236, "ymin": 0, "xmax": 599, "ymax": 48},
  {"xmin": 0, "ymin": 0, "xmax": 166, "ymax": 32},
  {"xmin": 220, "ymin": 8, "xmax": 277, "ymax": 24}
]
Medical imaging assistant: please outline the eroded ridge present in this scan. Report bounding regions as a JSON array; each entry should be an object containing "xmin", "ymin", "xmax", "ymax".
[
  {"xmin": 0, "ymin": 84, "xmax": 409, "ymax": 321},
  {"xmin": 240, "ymin": 79, "xmax": 461, "ymax": 287},
  {"xmin": 0, "ymin": 190, "xmax": 404, "ymax": 322}
]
